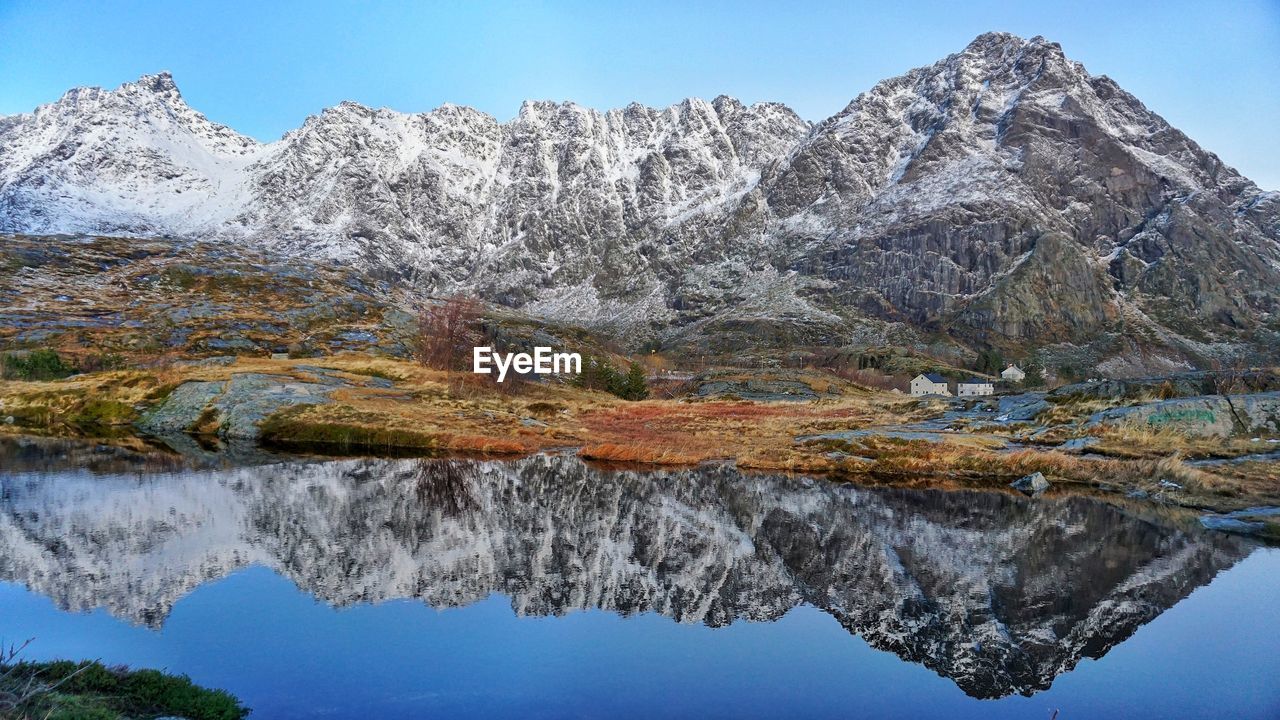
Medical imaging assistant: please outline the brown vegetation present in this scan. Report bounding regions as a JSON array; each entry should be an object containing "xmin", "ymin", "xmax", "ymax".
[
  {"xmin": 1, "ymin": 355, "xmax": 1275, "ymax": 515},
  {"xmin": 416, "ymin": 294, "xmax": 483, "ymax": 372}
]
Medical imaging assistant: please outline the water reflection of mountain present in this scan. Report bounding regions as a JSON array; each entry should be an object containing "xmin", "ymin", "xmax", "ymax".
[{"xmin": 0, "ymin": 441, "xmax": 1254, "ymax": 699}]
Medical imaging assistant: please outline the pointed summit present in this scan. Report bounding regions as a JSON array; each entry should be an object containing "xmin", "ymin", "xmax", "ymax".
[
  {"xmin": 118, "ymin": 71, "xmax": 182, "ymax": 101},
  {"xmin": 136, "ymin": 71, "xmax": 179, "ymax": 93},
  {"xmin": 963, "ymin": 31, "xmax": 1027, "ymax": 52},
  {"xmin": 961, "ymin": 31, "xmax": 1065, "ymax": 64}
]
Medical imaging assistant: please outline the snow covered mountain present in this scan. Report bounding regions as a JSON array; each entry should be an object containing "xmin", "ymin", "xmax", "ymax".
[
  {"xmin": 0, "ymin": 72, "xmax": 266, "ymax": 235},
  {"xmin": 2, "ymin": 32, "xmax": 1277, "ymax": 367},
  {"xmin": 0, "ymin": 444, "xmax": 1252, "ymax": 698}
]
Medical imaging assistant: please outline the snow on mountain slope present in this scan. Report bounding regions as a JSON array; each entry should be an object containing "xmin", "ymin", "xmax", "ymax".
[
  {"xmin": 0, "ymin": 72, "xmax": 270, "ymax": 236},
  {"xmin": 1, "ymin": 33, "xmax": 1277, "ymax": 366}
]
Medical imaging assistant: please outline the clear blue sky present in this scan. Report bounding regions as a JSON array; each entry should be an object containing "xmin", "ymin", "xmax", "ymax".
[{"xmin": 2, "ymin": 0, "xmax": 1277, "ymax": 188}]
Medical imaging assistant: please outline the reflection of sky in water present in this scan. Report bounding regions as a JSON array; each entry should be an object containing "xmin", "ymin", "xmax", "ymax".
[
  {"xmin": 2, "ymin": 440, "xmax": 1278, "ymax": 718},
  {"xmin": 3, "ymin": 550, "xmax": 1279, "ymax": 720}
]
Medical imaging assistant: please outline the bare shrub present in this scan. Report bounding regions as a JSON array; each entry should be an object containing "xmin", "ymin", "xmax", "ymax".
[
  {"xmin": 416, "ymin": 295, "xmax": 483, "ymax": 373},
  {"xmin": 413, "ymin": 460, "xmax": 479, "ymax": 516},
  {"xmin": 0, "ymin": 638, "xmax": 92, "ymax": 714}
]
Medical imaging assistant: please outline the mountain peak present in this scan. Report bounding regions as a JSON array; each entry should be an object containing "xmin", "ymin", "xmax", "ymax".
[
  {"xmin": 962, "ymin": 31, "xmax": 1064, "ymax": 62},
  {"xmin": 122, "ymin": 71, "xmax": 181, "ymax": 98}
]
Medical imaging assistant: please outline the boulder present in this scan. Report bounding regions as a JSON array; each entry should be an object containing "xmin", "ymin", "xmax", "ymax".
[
  {"xmin": 1199, "ymin": 507, "xmax": 1280, "ymax": 537},
  {"xmin": 1058, "ymin": 437, "xmax": 1099, "ymax": 453},
  {"xmin": 136, "ymin": 372, "xmax": 352, "ymax": 440},
  {"xmin": 1011, "ymin": 472, "xmax": 1051, "ymax": 497},
  {"xmin": 1200, "ymin": 516, "xmax": 1265, "ymax": 535},
  {"xmin": 212, "ymin": 373, "xmax": 341, "ymax": 439},
  {"xmin": 1086, "ymin": 391, "xmax": 1280, "ymax": 438},
  {"xmin": 135, "ymin": 381, "xmax": 224, "ymax": 435}
]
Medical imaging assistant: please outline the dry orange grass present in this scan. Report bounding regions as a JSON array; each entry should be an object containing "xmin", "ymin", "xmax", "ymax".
[
  {"xmin": 572, "ymin": 398, "xmax": 901, "ymax": 470},
  {"xmin": 1088, "ymin": 422, "xmax": 1268, "ymax": 460},
  {"xmin": 6, "ymin": 354, "xmax": 1275, "ymax": 513}
]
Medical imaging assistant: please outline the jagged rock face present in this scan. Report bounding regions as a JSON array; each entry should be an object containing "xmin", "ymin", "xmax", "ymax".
[
  {"xmin": 0, "ymin": 441, "xmax": 1253, "ymax": 698},
  {"xmin": 0, "ymin": 73, "xmax": 265, "ymax": 234},
  {"xmin": 1, "ymin": 33, "xmax": 1277, "ymax": 365},
  {"xmin": 752, "ymin": 33, "xmax": 1278, "ymax": 355}
]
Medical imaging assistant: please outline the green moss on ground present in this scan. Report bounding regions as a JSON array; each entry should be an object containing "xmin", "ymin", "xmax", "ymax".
[
  {"xmin": 333, "ymin": 365, "xmax": 405, "ymax": 381},
  {"xmin": 1, "ymin": 349, "xmax": 75, "ymax": 381},
  {"xmin": 69, "ymin": 399, "xmax": 137, "ymax": 429},
  {"xmin": 259, "ymin": 405, "xmax": 441, "ymax": 451}
]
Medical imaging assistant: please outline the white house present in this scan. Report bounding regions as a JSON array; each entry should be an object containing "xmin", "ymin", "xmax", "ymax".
[
  {"xmin": 1001, "ymin": 364, "xmax": 1026, "ymax": 383},
  {"xmin": 910, "ymin": 373, "xmax": 950, "ymax": 397},
  {"xmin": 957, "ymin": 377, "xmax": 995, "ymax": 396}
]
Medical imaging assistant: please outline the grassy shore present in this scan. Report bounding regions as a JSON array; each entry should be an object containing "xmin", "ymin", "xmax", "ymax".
[
  {"xmin": 1, "ymin": 355, "xmax": 1277, "ymax": 532},
  {"xmin": 0, "ymin": 658, "xmax": 247, "ymax": 720}
]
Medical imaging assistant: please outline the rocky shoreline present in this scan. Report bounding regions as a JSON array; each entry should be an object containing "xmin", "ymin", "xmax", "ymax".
[{"xmin": 2, "ymin": 356, "xmax": 1276, "ymax": 539}]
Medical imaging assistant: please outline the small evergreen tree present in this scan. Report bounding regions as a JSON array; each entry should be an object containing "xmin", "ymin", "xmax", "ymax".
[
  {"xmin": 975, "ymin": 349, "xmax": 1004, "ymax": 375},
  {"xmin": 620, "ymin": 363, "xmax": 649, "ymax": 400},
  {"xmin": 573, "ymin": 356, "xmax": 647, "ymax": 400},
  {"xmin": 1022, "ymin": 363, "xmax": 1046, "ymax": 388},
  {"xmin": 604, "ymin": 365, "xmax": 626, "ymax": 397},
  {"xmin": 570, "ymin": 355, "xmax": 594, "ymax": 389},
  {"xmin": 574, "ymin": 355, "xmax": 621, "ymax": 393}
]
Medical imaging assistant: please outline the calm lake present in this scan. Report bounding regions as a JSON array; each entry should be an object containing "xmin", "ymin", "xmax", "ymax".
[{"xmin": 1, "ymin": 437, "xmax": 1277, "ymax": 719}]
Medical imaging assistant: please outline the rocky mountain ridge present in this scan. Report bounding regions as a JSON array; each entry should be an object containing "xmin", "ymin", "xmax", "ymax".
[{"xmin": 2, "ymin": 32, "xmax": 1277, "ymax": 370}]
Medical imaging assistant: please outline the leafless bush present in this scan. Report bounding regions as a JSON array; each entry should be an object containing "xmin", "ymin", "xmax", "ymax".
[
  {"xmin": 417, "ymin": 295, "xmax": 483, "ymax": 372},
  {"xmin": 1210, "ymin": 358, "xmax": 1249, "ymax": 396},
  {"xmin": 413, "ymin": 460, "xmax": 479, "ymax": 517},
  {"xmin": 647, "ymin": 377, "xmax": 691, "ymax": 400}
]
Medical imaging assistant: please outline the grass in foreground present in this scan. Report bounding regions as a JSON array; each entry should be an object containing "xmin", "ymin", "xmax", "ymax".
[{"xmin": 0, "ymin": 658, "xmax": 247, "ymax": 720}]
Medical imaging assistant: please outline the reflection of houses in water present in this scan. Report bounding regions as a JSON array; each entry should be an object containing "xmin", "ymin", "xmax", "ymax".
[{"xmin": 0, "ymin": 440, "xmax": 1255, "ymax": 699}]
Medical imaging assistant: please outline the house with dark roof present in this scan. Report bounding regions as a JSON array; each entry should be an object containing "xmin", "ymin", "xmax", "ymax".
[
  {"xmin": 910, "ymin": 373, "xmax": 950, "ymax": 396},
  {"xmin": 957, "ymin": 377, "xmax": 995, "ymax": 396}
]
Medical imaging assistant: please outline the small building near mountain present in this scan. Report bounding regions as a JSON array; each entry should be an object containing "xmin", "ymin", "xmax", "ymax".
[
  {"xmin": 1001, "ymin": 364, "xmax": 1026, "ymax": 383},
  {"xmin": 910, "ymin": 373, "xmax": 950, "ymax": 397},
  {"xmin": 957, "ymin": 378, "xmax": 995, "ymax": 396}
]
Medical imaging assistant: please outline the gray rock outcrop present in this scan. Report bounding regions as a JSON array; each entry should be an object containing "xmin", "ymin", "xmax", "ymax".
[
  {"xmin": 1010, "ymin": 471, "xmax": 1051, "ymax": 496},
  {"xmin": 1087, "ymin": 391, "xmax": 1280, "ymax": 437},
  {"xmin": 136, "ymin": 372, "xmax": 349, "ymax": 439}
]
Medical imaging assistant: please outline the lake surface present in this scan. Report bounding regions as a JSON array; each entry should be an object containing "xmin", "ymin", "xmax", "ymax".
[{"xmin": 1, "ymin": 436, "xmax": 1277, "ymax": 719}]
